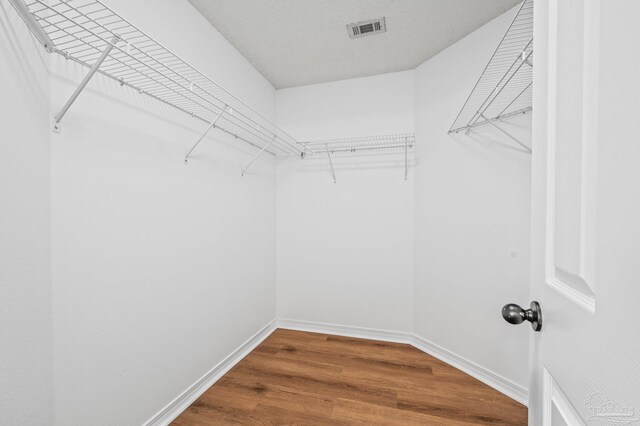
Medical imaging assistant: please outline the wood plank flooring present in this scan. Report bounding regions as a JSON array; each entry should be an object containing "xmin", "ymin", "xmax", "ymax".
[{"xmin": 172, "ymin": 329, "xmax": 527, "ymax": 425}]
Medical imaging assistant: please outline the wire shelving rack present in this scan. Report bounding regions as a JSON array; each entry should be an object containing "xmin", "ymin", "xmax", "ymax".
[
  {"xmin": 448, "ymin": 0, "xmax": 533, "ymax": 152},
  {"xmin": 302, "ymin": 134, "xmax": 415, "ymax": 154},
  {"xmin": 301, "ymin": 134, "xmax": 415, "ymax": 183},
  {"xmin": 9, "ymin": 0, "xmax": 306, "ymax": 163}
]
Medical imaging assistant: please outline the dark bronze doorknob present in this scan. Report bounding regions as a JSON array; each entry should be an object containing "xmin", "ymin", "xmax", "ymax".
[{"xmin": 502, "ymin": 301, "xmax": 542, "ymax": 331}]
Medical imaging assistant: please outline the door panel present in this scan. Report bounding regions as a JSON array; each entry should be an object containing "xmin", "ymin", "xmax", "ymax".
[
  {"xmin": 551, "ymin": 406, "xmax": 569, "ymax": 426},
  {"xmin": 547, "ymin": 0, "xmax": 596, "ymax": 313},
  {"xmin": 531, "ymin": 0, "xmax": 640, "ymax": 424},
  {"xmin": 544, "ymin": 368, "xmax": 585, "ymax": 426}
]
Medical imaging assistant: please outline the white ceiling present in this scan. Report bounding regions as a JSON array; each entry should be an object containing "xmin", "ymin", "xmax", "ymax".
[{"xmin": 188, "ymin": 0, "xmax": 521, "ymax": 89}]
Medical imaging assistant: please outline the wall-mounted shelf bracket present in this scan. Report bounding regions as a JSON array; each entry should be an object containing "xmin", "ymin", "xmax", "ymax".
[
  {"xmin": 8, "ymin": 0, "xmax": 54, "ymax": 52},
  {"xmin": 241, "ymin": 136, "xmax": 276, "ymax": 176},
  {"xmin": 53, "ymin": 36, "xmax": 120, "ymax": 131},
  {"xmin": 404, "ymin": 137, "xmax": 409, "ymax": 181},
  {"xmin": 465, "ymin": 44, "xmax": 533, "ymax": 133},
  {"xmin": 479, "ymin": 113, "xmax": 531, "ymax": 153},
  {"xmin": 184, "ymin": 107, "xmax": 227, "ymax": 164},
  {"xmin": 326, "ymin": 144, "xmax": 336, "ymax": 184}
]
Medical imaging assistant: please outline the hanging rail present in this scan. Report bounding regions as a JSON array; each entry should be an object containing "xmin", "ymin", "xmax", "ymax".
[
  {"xmin": 448, "ymin": 0, "xmax": 533, "ymax": 152},
  {"xmin": 9, "ymin": 0, "xmax": 305, "ymax": 159}
]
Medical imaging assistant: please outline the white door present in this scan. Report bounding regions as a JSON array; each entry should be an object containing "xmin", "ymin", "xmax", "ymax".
[{"xmin": 527, "ymin": 0, "xmax": 640, "ymax": 424}]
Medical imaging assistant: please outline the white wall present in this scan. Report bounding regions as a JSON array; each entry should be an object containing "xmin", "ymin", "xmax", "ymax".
[
  {"xmin": 0, "ymin": 3, "xmax": 52, "ymax": 425},
  {"xmin": 276, "ymin": 5, "xmax": 530, "ymax": 393},
  {"xmin": 275, "ymin": 8, "xmax": 531, "ymax": 392},
  {"xmin": 2, "ymin": 1, "xmax": 531, "ymax": 422},
  {"xmin": 49, "ymin": 0, "xmax": 278, "ymax": 424},
  {"xmin": 276, "ymin": 71, "xmax": 415, "ymax": 332},
  {"xmin": 413, "ymin": 8, "xmax": 531, "ymax": 390}
]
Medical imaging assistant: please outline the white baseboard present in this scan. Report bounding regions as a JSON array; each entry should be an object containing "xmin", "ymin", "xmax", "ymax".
[
  {"xmin": 147, "ymin": 318, "xmax": 527, "ymax": 424},
  {"xmin": 277, "ymin": 318, "xmax": 528, "ymax": 406},
  {"xmin": 411, "ymin": 334, "xmax": 528, "ymax": 406},
  {"xmin": 277, "ymin": 318, "xmax": 413, "ymax": 344},
  {"xmin": 143, "ymin": 320, "xmax": 277, "ymax": 426}
]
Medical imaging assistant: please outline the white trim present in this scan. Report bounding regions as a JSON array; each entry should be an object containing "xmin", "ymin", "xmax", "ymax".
[
  {"xmin": 276, "ymin": 318, "xmax": 413, "ymax": 344},
  {"xmin": 147, "ymin": 318, "xmax": 528, "ymax": 424},
  {"xmin": 412, "ymin": 334, "xmax": 529, "ymax": 406},
  {"xmin": 277, "ymin": 318, "xmax": 528, "ymax": 406},
  {"xmin": 143, "ymin": 320, "xmax": 277, "ymax": 426}
]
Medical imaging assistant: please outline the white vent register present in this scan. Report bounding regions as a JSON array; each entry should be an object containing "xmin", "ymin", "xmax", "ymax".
[{"xmin": 347, "ymin": 17, "xmax": 386, "ymax": 39}]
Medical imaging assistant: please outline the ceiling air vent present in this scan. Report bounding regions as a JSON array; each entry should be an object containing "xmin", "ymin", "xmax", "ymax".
[{"xmin": 347, "ymin": 17, "xmax": 386, "ymax": 39}]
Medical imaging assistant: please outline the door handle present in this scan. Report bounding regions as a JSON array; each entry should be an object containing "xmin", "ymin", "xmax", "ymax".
[{"xmin": 502, "ymin": 301, "xmax": 542, "ymax": 331}]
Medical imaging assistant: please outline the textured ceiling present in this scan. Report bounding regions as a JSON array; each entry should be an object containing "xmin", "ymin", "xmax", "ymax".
[{"xmin": 188, "ymin": 0, "xmax": 521, "ymax": 89}]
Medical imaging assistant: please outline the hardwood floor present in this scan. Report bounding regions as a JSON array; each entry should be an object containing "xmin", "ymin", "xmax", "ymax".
[{"xmin": 172, "ymin": 329, "xmax": 527, "ymax": 425}]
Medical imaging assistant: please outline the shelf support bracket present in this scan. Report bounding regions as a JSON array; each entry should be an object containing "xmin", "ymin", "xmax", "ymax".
[
  {"xmin": 521, "ymin": 50, "xmax": 533, "ymax": 67},
  {"xmin": 184, "ymin": 107, "xmax": 227, "ymax": 164},
  {"xmin": 465, "ymin": 43, "xmax": 534, "ymax": 133},
  {"xmin": 479, "ymin": 113, "xmax": 531, "ymax": 153},
  {"xmin": 242, "ymin": 136, "xmax": 276, "ymax": 176},
  {"xmin": 53, "ymin": 36, "xmax": 119, "ymax": 131},
  {"xmin": 8, "ymin": 0, "xmax": 55, "ymax": 52},
  {"xmin": 404, "ymin": 137, "xmax": 409, "ymax": 181},
  {"xmin": 326, "ymin": 144, "xmax": 336, "ymax": 184}
]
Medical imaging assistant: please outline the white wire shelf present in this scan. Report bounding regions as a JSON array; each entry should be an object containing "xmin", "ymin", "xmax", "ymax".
[
  {"xmin": 302, "ymin": 134, "xmax": 415, "ymax": 154},
  {"xmin": 449, "ymin": 0, "xmax": 533, "ymax": 136},
  {"xmin": 10, "ymin": 0, "xmax": 305, "ymax": 158},
  {"xmin": 301, "ymin": 134, "xmax": 415, "ymax": 183}
]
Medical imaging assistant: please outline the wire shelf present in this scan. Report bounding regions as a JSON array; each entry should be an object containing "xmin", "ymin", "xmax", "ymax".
[
  {"xmin": 302, "ymin": 134, "xmax": 415, "ymax": 154},
  {"xmin": 301, "ymin": 134, "xmax": 415, "ymax": 182},
  {"xmin": 14, "ymin": 0, "xmax": 304, "ymax": 157},
  {"xmin": 449, "ymin": 0, "xmax": 533, "ymax": 134}
]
